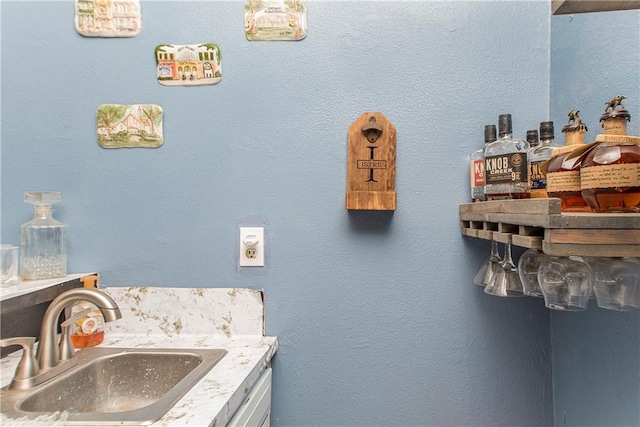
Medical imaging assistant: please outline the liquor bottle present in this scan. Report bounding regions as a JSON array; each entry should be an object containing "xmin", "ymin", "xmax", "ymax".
[
  {"xmin": 545, "ymin": 110, "xmax": 590, "ymax": 211},
  {"xmin": 581, "ymin": 95, "xmax": 640, "ymax": 212},
  {"xmin": 470, "ymin": 124, "xmax": 496, "ymax": 202},
  {"xmin": 483, "ymin": 114, "xmax": 530, "ymax": 200},
  {"xmin": 20, "ymin": 192, "xmax": 67, "ymax": 280},
  {"xmin": 526, "ymin": 130, "xmax": 539, "ymax": 195},
  {"xmin": 529, "ymin": 121, "xmax": 561, "ymax": 198},
  {"xmin": 70, "ymin": 276, "xmax": 106, "ymax": 348}
]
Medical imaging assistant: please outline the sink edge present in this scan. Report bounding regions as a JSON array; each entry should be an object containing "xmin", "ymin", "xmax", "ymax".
[{"xmin": 1, "ymin": 347, "xmax": 227, "ymax": 426}]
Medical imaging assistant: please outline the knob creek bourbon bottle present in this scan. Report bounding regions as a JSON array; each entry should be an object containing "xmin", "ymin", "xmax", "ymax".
[{"xmin": 483, "ymin": 114, "xmax": 530, "ymax": 200}]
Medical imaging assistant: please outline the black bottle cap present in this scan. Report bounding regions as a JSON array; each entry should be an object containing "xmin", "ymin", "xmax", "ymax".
[
  {"xmin": 526, "ymin": 129, "xmax": 539, "ymax": 146},
  {"xmin": 539, "ymin": 121, "xmax": 554, "ymax": 139},
  {"xmin": 498, "ymin": 114, "xmax": 512, "ymax": 137},
  {"xmin": 484, "ymin": 125, "xmax": 497, "ymax": 144}
]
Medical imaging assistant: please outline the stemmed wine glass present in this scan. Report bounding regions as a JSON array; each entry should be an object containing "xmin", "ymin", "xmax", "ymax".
[
  {"xmin": 538, "ymin": 255, "xmax": 593, "ymax": 310},
  {"xmin": 518, "ymin": 248, "xmax": 546, "ymax": 297},
  {"xmin": 473, "ymin": 240, "xmax": 502, "ymax": 287},
  {"xmin": 484, "ymin": 239, "xmax": 524, "ymax": 297},
  {"xmin": 591, "ymin": 257, "xmax": 640, "ymax": 311}
]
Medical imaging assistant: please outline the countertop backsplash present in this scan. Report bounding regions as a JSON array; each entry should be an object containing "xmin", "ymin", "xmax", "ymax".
[{"xmin": 104, "ymin": 286, "xmax": 266, "ymax": 337}]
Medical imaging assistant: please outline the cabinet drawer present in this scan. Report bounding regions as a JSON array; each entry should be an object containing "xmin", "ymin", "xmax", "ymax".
[{"xmin": 228, "ymin": 368, "xmax": 272, "ymax": 427}]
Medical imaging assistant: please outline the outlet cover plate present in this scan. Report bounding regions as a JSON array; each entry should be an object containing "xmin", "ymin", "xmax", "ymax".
[{"xmin": 239, "ymin": 227, "xmax": 264, "ymax": 267}]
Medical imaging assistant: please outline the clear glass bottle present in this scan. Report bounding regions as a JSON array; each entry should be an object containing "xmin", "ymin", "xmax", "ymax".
[
  {"xmin": 19, "ymin": 191, "xmax": 67, "ymax": 280},
  {"xmin": 529, "ymin": 121, "xmax": 561, "ymax": 198},
  {"xmin": 545, "ymin": 110, "xmax": 590, "ymax": 212},
  {"xmin": 483, "ymin": 114, "xmax": 530, "ymax": 200},
  {"xmin": 470, "ymin": 124, "xmax": 496, "ymax": 202}
]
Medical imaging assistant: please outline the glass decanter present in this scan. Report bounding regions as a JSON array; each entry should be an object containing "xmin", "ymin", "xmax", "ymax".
[
  {"xmin": 580, "ymin": 95, "xmax": 640, "ymax": 212},
  {"xmin": 20, "ymin": 191, "xmax": 67, "ymax": 280}
]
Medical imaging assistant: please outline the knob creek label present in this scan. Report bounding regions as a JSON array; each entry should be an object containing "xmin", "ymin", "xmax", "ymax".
[{"xmin": 484, "ymin": 153, "xmax": 528, "ymax": 185}]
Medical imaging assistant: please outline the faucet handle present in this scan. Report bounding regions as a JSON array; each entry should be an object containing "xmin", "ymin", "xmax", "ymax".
[
  {"xmin": 59, "ymin": 307, "xmax": 92, "ymax": 361},
  {"xmin": 0, "ymin": 337, "xmax": 39, "ymax": 381}
]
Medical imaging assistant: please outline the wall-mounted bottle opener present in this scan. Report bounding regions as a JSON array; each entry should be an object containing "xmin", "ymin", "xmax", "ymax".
[{"xmin": 345, "ymin": 112, "xmax": 397, "ymax": 210}]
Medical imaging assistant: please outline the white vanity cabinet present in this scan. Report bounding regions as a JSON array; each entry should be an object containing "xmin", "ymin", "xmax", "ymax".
[{"xmin": 227, "ymin": 367, "xmax": 273, "ymax": 427}]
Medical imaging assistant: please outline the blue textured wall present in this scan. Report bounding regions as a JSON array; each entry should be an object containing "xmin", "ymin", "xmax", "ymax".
[
  {"xmin": 1, "ymin": 1, "xmax": 554, "ymax": 425},
  {"xmin": 550, "ymin": 10, "xmax": 640, "ymax": 427}
]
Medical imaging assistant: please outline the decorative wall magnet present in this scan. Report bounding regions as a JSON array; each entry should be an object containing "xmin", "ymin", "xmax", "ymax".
[
  {"xmin": 245, "ymin": 0, "xmax": 307, "ymax": 41},
  {"xmin": 155, "ymin": 44, "xmax": 222, "ymax": 86},
  {"xmin": 75, "ymin": 0, "xmax": 141, "ymax": 37},
  {"xmin": 346, "ymin": 112, "xmax": 397, "ymax": 211},
  {"xmin": 96, "ymin": 104, "xmax": 163, "ymax": 149}
]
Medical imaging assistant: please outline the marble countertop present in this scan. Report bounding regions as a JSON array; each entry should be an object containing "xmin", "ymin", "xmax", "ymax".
[
  {"xmin": 1, "ymin": 286, "xmax": 278, "ymax": 426},
  {"xmin": 0, "ymin": 273, "xmax": 91, "ymax": 301}
]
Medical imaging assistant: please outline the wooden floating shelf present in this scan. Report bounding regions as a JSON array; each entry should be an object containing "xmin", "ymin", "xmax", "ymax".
[
  {"xmin": 552, "ymin": 0, "xmax": 640, "ymax": 15},
  {"xmin": 459, "ymin": 199, "xmax": 640, "ymax": 257}
]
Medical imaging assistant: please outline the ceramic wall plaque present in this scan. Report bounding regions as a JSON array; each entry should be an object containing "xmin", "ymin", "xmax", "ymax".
[
  {"xmin": 97, "ymin": 104, "xmax": 163, "ymax": 149},
  {"xmin": 155, "ymin": 43, "xmax": 222, "ymax": 86},
  {"xmin": 245, "ymin": 0, "xmax": 307, "ymax": 41},
  {"xmin": 75, "ymin": 0, "xmax": 141, "ymax": 37}
]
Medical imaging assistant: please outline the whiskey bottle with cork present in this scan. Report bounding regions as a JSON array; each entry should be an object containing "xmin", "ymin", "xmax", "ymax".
[
  {"xmin": 529, "ymin": 121, "xmax": 561, "ymax": 198},
  {"xmin": 580, "ymin": 95, "xmax": 640, "ymax": 212},
  {"xmin": 545, "ymin": 110, "xmax": 590, "ymax": 211},
  {"xmin": 470, "ymin": 124, "xmax": 497, "ymax": 202},
  {"xmin": 483, "ymin": 114, "xmax": 530, "ymax": 200}
]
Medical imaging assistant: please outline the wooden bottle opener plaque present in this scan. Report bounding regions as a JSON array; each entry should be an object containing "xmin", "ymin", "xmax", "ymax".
[{"xmin": 345, "ymin": 112, "xmax": 396, "ymax": 210}]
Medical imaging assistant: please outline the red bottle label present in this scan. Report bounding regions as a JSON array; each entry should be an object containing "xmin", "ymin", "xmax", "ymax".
[{"xmin": 471, "ymin": 159, "xmax": 484, "ymax": 187}]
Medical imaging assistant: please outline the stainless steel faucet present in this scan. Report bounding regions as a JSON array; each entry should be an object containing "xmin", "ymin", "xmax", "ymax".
[{"xmin": 0, "ymin": 287, "xmax": 122, "ymax": 390}]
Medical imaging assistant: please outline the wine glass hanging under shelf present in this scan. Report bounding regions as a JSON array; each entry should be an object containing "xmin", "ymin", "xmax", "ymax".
[{"xmin": 459, "ymin": 198, "xmax": 640, "ymax": 258}]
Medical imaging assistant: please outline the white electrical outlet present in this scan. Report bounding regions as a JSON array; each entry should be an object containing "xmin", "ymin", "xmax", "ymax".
[{"xmin": 239, "ymin": 227, "xmax": 264, "ymax": 267}]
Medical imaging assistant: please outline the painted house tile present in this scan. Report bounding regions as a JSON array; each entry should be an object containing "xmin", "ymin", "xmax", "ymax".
[
  {"xmin": 75, "ymin": 0, "xmax": 141, "ymax": 37},
  {"xmin": 97, "ymin": 104, "xmax": 163, "ymax": 149},
  {"xmin": 245, "ymin": 0, "xmax": 307, "ymax": 41},
  {"xmin": 156, "ymin": 43, "xmax": 222, "ymax": 86}
]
